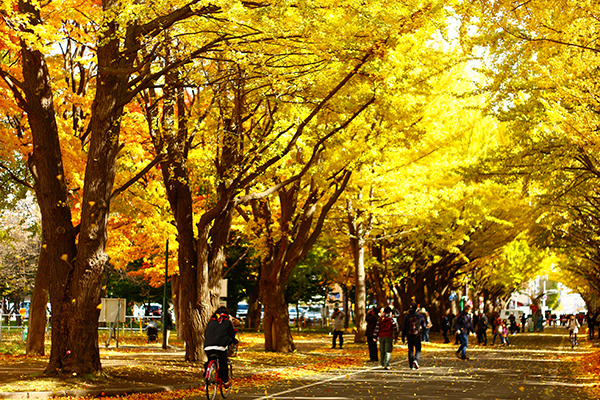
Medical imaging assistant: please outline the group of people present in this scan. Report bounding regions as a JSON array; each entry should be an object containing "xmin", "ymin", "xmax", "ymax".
[
  {"xmin": 334, "ymin": 304, "xmax": 537, "ymax": 370},
  {"xmin": 336, "ymin": 304, "xmax": 472, "ymax": 370}
]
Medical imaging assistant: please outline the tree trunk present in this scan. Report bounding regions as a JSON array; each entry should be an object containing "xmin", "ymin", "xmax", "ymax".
[
  {"xmin": 171, "ymin": 275, "xmax": 183, "ymax": 341},
  {"xmin": 157, "ymin": 71, "xmax": 199, "ymax": 354},
  {"xmin": 246, "ymin": 284, "xmax": 262, "ymax": 332},
  {"xmin": 26, "ymin": 242, "xmax": 49, "ymax": 355},
  {"xmin": 369, "ymin": 242, "xmax": 388, "ymax": 309},
  {"xmin": 260, "ymin": 278, "xmax": 295, "ymax": 352},
  {"xmin": 347, "ymin": 199, "xmax": 367, "ymax": 343},
  {"xmin": 353, "ymin": 245, "xmax": 366, "ymax": 341},
  {"xmin": 190, "ymin": 204, "xmax": 235, "ymax": 361},
  {"xmin": 18, "ymin": 0, "xmax": 79, "ymax": 373}
]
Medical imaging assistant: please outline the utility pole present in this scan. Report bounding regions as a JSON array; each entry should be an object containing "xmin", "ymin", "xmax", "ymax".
[{"xmin": 162, "ymin": 239, "xmax": 169, "ymax": 350}]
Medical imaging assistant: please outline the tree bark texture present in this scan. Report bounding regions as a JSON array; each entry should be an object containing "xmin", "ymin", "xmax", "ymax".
[
  {"xmin": 346, "ymin": 195, "xmax": 372, "ymax": 343},
  {"xmin": 26, "ymin": 237, "xmax": 49, "ymax": 355},
  {"xmin": 260, "ymin": 278, "xmax": 296, "ymax": 352},
  {"xmin": 18, "ymin": 0, "xmax": 78, "ymax": 373}
]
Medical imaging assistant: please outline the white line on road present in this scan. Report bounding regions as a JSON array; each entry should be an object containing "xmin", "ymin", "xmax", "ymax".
[{"xmin": 251, "ymin": 363, "xmax": 397, "ymax": 400}]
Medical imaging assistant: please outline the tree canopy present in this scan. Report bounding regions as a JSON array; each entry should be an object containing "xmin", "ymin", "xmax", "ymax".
[{"xmin": 0, "ymin": 0, "xmax": 599, "ymax": 374}]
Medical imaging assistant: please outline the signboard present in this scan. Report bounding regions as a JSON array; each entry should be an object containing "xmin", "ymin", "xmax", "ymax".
[
  {"xmin": 530, "ymin": 304, "xmax": 539, "ymax": 313},
  {"xmin": 18, "ymin": 308, "xmax": 27, "ymax": 317},
  {"xmin": 220, "ymin": 279, "xmax": 228, "ymax": 298},
  {"xmin": 98, "ymin": 298, "xmax": 126, "ymax": 323}
]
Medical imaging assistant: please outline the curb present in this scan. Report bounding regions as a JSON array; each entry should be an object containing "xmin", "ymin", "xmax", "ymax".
[{"xmin": 0, "ymin": 382, "xmax": 200, "ymax": 399}]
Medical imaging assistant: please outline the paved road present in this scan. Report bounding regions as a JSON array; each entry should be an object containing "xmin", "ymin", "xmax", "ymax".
[{"xmin": 198, "ymin": 327, "xmax": 596, "ymax": 400}]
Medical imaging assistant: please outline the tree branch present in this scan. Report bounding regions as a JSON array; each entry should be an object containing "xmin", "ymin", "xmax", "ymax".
[{"xmin": 110, "ymin": 153, "xmax": 163, "ymax": 201}]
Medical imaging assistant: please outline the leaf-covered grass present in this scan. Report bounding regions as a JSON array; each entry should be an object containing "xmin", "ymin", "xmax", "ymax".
[{"xmin": 0, "ymin": 329, "xmax": 370, "ymax": 396}]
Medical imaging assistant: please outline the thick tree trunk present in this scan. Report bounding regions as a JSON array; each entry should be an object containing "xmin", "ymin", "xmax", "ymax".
[
  {"xmin": 46, "ymin": 4, "xmax": 132, "ymax": 373},
  {"xmin": 260, "ymin": 278, "xmax": 295, "ymax": 352},
  {"xmin": 26, "ymin": 239, "xmax": 49, "ymax": 355},
  {"xmin": 189, "ymin": 205, "xmax": 234, "ymax": 361},
  {"xmin": 18, "ymin": 0, "xmax": 78, "ymax": 373},
  {"xmin": 158, "ymin": 73, "xmax": 199, "ymax": 353}
]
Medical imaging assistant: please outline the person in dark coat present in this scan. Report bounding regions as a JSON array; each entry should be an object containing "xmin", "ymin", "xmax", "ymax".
[
  {"xmin": 402, "ymin": 304, "xmax": 426, "ymax": 370},
  {"xmin": 476, "ymin": 311, "xmax": 488, "ymax": 346},
  {"xmin": 204, "ymin": 306, "xmax": 238, "ymax": 386},
  {"xmin": 454, "ymin": 304, "xmax": 475, "ymax": 360},
  {"xmin": 164, "ymin": 305, "xmax": 174, "ymax": 347},
  {"xmin": 441, "ymin": 312, "xmax": 451, "ymax": 343},
  {"xmin": 365, "ymin": 307, "xmax": 379, "ymax": 362},
  {"xmin": 587, "ymin": 311, "xmax": 596, "ymax": 340}
]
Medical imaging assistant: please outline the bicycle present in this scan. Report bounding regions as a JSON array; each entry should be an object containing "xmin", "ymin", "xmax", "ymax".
[
  {"xmin": 570, "ymin": 330, "xmax": 578, "ymax": 348},
  {"xmin": 204, "ymin": 353, "xmax": 233, "ymax": 400}
]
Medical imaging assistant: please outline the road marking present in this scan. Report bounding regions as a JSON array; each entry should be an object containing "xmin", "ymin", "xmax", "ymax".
[{"xmin": 251, "ymin": 363, "xmax": 397, "ymax": 400}]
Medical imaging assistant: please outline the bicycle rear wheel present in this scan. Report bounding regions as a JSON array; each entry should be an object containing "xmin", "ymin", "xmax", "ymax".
[
  {"xmin": 205, "ymin": 361, "xmax": 218, "ymax": 400},
  {"xmin": 221, "ymin": 361, "xmax": 233, "ymax": 398}
]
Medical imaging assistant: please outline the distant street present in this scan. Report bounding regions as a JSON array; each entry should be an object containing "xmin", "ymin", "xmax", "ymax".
[{"xmin": 197, "ymin": 327, "xmax": 595, "ymax": 400}]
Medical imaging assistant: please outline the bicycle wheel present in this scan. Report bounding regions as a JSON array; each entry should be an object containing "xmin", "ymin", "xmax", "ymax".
[
  {"xmin": 205, "ymin": 360, "xmax": 218, "ymax": 400},
  {"xmin": 221, "ymin": 360, "xmax": 233, "ymax": 398}
]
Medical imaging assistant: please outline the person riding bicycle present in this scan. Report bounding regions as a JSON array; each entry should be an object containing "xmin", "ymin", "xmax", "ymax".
[
  {"xmin": 204, "ymin": 306, "xmax": 238, "ymax": 387},
  {"xmin": 567, "ymin": 314, "xmax": 580, "ymax": 346}
]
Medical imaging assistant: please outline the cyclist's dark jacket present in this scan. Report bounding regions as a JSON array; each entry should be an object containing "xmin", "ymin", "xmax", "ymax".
[{"xmin": 204, "ymin": 313, "xmax": 236, "ymax": 351}]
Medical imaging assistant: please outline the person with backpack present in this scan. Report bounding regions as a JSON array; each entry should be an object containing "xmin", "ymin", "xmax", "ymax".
[
  {"xmin": 476, "ymin": 311, "xmax": 489, "ymax": 345},
  {"xmin": 454, "ymin": 304, "xmax": 475, "ymax": 360},
  {"xmin": 402, "ymin": 304, "xmax": 426, "ymax": 369},
  {"xmin": 204, "ymin": 306, "xmax": 238, "ymax": 388},
  {"xmin": 374, "ymin": 306, "xmax": 399, "ymax": 369}
]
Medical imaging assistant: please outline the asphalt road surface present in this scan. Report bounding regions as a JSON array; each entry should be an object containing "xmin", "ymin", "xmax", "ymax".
[{"xmin": 191, "ymin": 326, "xmax": 596, "ymax": 400}]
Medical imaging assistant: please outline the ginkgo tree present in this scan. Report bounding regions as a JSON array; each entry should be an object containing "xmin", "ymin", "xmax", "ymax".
[
  {"xmin": 107, "ymin": 0, "xmax": 471, "ymax": 356},
  {"xmin": 326, "ymin": 57, "xmax": 525, "ymax": 334},
  {"xmin": 463, "ymin": 0, "xmax": 600, "ymax": 302},
  {"xmin": 0, "ymin": 0, "xmax": 266, "ymax": 374}
]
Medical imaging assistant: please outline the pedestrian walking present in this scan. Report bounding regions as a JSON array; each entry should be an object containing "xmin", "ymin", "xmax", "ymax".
[
  {"xmin": 587, "ymin": 311, "xmax": 596, "ymax": 340},
  {"xmin": 491, "ymin": 313, "xmax": 502, "ymax": 345},
  {"xmin": 508, "ymin": 314, "xmax": 518, "ymax": 335},
  {"xmin": 567, "ymin": 314, "xmax": 580, "ymax": 346},
  {"xmin": 501, "ymin": 320, "xmax": 510, "ymax": 345},
  {"xmin": 454, "ymin": 304, "xmax": 474, "ymax": 360},
  {"xmin": 374, "ymin": 306, "xmax": 399, "ymax": 369},
  {"xmin": 402, "ymin": 304, "xmax": 426, "ymax": 370},
  {"xmin": 366, "ymin": 307, "xmax": 379, "ymax": 362},
  {"xmin": 330, "ymin": 308, "xmax": 345, "ymax": 349},
  {"xmin": 520, "ymin": 313, "xmax": 527, "ymax": 333},
  {"xmin": 441, "ymin": 312, "xmax": 451, "ymax": 343},
  {"xmin": 421, "ymin": 308, "xmax": 432, "ymax": 343},
  {"xmin": 476, "ymin": 311, "xmax": 488, "ymax": 345},
  {"xmin": 164, "ymin": 305, "xmax": 174, "ymax": 347}
]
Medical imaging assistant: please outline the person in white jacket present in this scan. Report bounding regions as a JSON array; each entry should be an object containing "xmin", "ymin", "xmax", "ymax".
[
  {"xmin": 330, "ymin": 308, "xmax": 346, "ymax": 349},
  {"xmin": 567, "ymin": 314, "xmax": 580, "ymax": 346}
]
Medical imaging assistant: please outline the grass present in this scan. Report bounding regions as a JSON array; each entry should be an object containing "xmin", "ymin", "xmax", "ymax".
[{"xmin": 0, "ymin": 327, "xmax": 363, "ymax": 394}]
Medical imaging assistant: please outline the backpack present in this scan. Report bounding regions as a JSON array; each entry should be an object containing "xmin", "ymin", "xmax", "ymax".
[
  {"xmin": 454, "ymin": 312, "xmax": 466, "ymax": 331},
  {"xmin": 407, "ymin": 313, "xmax": 420, "ymax": 335}
]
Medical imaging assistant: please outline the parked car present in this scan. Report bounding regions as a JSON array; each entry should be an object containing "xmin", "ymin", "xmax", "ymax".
[
  {"xmin": 236, "ymin": 302, "xmax": 248, "ymax": 319},
  {"xmin": 144, "ymin": 303, "xmax": 162, "ymax": 316}
]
